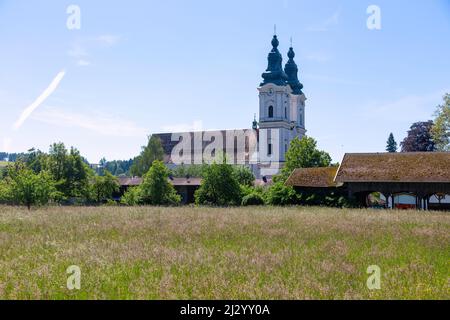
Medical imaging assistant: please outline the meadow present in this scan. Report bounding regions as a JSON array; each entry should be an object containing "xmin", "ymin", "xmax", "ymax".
[{"xmin": 0, "ymin": 205, "xmax": 448, "ymax": 300}]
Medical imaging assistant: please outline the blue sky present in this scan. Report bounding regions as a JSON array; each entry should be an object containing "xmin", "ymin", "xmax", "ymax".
[{"xmin": 0, "ymin": 0, "xmax": 449, "ymax": 163}]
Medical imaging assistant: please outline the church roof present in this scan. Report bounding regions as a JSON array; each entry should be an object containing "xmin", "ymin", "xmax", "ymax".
[
  {"xmin": 284, "ymin": 47, "xmax": 304, "ymax": 95},
  {"xmin": 335, "ymin": 152, "xmax": 450, "ymax": 183},
  {"xmin": 261, "ymin": 35, "xmax": 288, "ymax": 86}
]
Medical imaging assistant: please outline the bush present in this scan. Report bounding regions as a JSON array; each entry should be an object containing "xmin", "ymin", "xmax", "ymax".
[
  {"xmin": 195, "ymin": 161, "xmax": 242, "ymax": 206},
  {"xmin": 233, "ymin": 166, "xmax": 255, "ymax": 187},
  {"xmin": 121, "ymin": 187, "xmax": 142, "ymax": 206},
  {"xmin": 140, "ymin": 160, "xmax": 181, "ymax": 206},
  {"xmin": 92, "ymin": 170, "xmax": 119, "ymax": 203},
  {"xmin": 266, "ymin": 182, "xmax": 299, "ymax": 206},
  {"xmin": 4, "ymin": 166, "xmax": 57, "ymax": 209},
  {"xmin": 241, "ymin": 193, "xmax": 265, "ymax": 206}
]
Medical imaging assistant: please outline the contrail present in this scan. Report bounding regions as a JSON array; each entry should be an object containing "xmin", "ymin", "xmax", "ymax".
[{"xmin": 13, "ymin": 70, "xmax": 66, "ymax": 130}]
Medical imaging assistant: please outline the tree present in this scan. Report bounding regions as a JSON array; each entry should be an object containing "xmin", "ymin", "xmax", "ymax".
[
  {"xmin": 121, "ymin": 187, "xmax": 142, "ymax": 206},
  {"xmin": 46, "ymin": 143, "xmax": 93, "ymax": 201},
  {"xmin": 130, "ymin": 135, "xmax": 165, "ymax": 177},
  {"xmin": 233, "ymin": 166, "xmax": 255, "ymax": 187},
  {"xmin": 400, "ymin": 121, "xmax": 435, "ymax": 152},
  {"xmin": 6, "ymin": 165, "xmax": 56, "ymax": 209},
  {"xmin": 386, "ymin": 133, "xmax": 398, "ymax": 153},
  {"xmin": 431, "ymin": 93, "xmax": 450, "ymax": 151},
  {"xmin": 265, "ymin": 182, "xmax": 299, "ymax": 206},
  {"xmin": 279, "ymin": 137, "xmax": 332, "ymax": 181},
  {"xmin": 140, "ymin": 160, "xmax": 180, "ymax": 205},
  {"xmin": 92, "ymin": 170, "xmax": 119, "ymax": 203},
  {"xmin": 195, "ymin": 161, "xmax": 242, "ymax": 206}
]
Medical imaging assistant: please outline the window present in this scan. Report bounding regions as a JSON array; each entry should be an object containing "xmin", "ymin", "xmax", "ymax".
[
  {"xmin": 268, "ymin": 143, "xmax": 272, "ymax": 156},
  {"xmin": 285, "ymin": 107, "xmax": 287, "ymax": 119},
  {"xmin": 268, "ymin": 106, "xmax": 274, "ymax": 118}
]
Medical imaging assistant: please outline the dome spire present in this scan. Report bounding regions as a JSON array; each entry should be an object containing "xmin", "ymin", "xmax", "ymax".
[
  {"xmin": 261, "ymin": 33, "xmax": 288, "ymax": 87},
  {"xmin": 284, "ymin": 43, "xmax": 304, "ymax": 95}
]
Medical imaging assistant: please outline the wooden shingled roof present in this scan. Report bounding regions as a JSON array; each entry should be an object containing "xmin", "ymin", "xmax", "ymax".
[
  {"xmin": 334, "ymin": 152, "xmax": 450, "ymax": 183},
  {"xmin": 285, "ymin": 167, "xmax": 340, "ymax": 188}
]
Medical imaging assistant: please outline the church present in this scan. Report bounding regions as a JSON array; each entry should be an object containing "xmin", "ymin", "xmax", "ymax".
[{"xmin": 154, "ymin": 34, "xmax": 307, "ymax": 178}]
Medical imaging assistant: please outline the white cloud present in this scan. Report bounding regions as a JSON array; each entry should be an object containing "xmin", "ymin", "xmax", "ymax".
[
  {"xmin": 160, "ymin": 120, "xmax": 204, "ymax": 133},
  {"xmin": 68, "ymin": 44, "xmax": 88, "ymax": 58},
  {"xmin": 77, "ymin": 60, "xmax": 91, "ymax": 67},
  {"xmin": 307, "ymin": 9, "xmax": 341, "ymax": 32},
  {"xmin": 68, "ymin": 35, "xmax": 120, "ymax": 66},
  {"xmin": 13, "ymin": 70, "xmax": 66, "ymax": 130},
  {"xmin": 32, "ymin": 107, "xmax": 148, "ymax": 138},
  {"xmin": 97, "ymin": 34, "xmax": 121, "ymax": 46}
]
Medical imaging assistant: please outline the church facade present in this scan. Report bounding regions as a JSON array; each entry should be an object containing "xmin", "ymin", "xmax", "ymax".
[{"xmin": 154, "ymin": 35, "xmax": 307, "ymax": 177}]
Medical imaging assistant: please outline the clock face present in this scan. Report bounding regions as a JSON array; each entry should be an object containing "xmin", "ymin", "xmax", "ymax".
[{"xmin": 268, "ymin": 88, "xmax": 274, "ymax": 96}]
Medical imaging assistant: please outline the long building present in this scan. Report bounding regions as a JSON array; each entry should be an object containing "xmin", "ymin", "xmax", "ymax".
[{"xmin": 286, "ymin": 152, "xmax": 450, "ymax": 210}]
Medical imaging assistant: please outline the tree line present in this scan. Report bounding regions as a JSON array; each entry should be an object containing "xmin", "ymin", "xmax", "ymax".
[
  {"xmin": 386, "ymin": 93, "xmax": 449, "ymax": 152},
  {"xmin": 0, "ymin": 143, "xmax": 120, "ymax": 209}
]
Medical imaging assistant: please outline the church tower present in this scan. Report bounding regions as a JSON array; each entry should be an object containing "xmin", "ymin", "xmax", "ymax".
[
  {"xmin": 284, "ymin": 45, "xmax": 307, "ymax": 139},
  {"xmin": 258, "ymin": 34, "xmax": 306, "ymax": 165}
]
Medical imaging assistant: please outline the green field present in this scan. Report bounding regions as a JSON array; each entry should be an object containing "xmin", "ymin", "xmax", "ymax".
[
  {"xmin": 0, "ymin": 161, "xmax": 9, "ymax": 168},
  {"xmin": 0, "ymin": 206, "xmax": 448, "ymax": 300}
]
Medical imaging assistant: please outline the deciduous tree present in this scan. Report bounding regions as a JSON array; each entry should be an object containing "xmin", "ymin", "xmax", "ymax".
[
  {"xmin": 279, "ymin": 137, "xmax": 332, "ymax": 182},
  {"xmin": 140, "ymin": 160, "xmax": 180, "ymax": 205},
  {"xmin": 400, "ymin": 121, "xmax": 435, "ymax": 152},
  {"xmin": 130, "ymin": 135, "xmax": 165, "ymax": 177},
  {"xmin": 195, "ymin": 161, "xmax": 242, "ymax": 206},
  {"xmin": 431, "ymin": 93, "xmax": 450, "ymax": 151}
]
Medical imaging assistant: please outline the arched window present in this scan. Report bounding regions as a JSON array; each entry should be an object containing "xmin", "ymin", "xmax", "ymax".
[{"xmin": 268, "ymin": 106, "xmax": 274, "ymax": 118}]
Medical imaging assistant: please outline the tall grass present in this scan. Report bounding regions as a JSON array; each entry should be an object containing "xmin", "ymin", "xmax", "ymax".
[{"xmin": 0, "ymin": 206, "xmax": 448, "ymax": 300}]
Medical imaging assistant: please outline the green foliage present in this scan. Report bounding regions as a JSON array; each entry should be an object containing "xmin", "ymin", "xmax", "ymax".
[
  {"xmin": 431, "ymin": 93, "xmax": 450, "ymax": 151},
  {"xmin": 233, "ymin": 166, "xmax": 255, "ymax": 187},
  {"xmin": 241, "ymin": 193, "xmax": 265, "ymax": 206},
  {"xmin": 92, "ymin": 170, "xmax": 119, "ymax": 203},
  {"xmin": 0, "ymin": 178, "xmax": 12, "ymax": 203},
  {"xmin": 266, "ymin": 182, "xmax": 299, "ymax": 206},
  {"xmin": 278, "ymin": 137, "xmax": 332, "ymax": 182},
  {"xmin": 98, "ymin": 158, "xmax": 133, "ymax": 177},
  {"xmin": 386, "ymin": 133, "xmax": 398, "ymax": 153},
  {"xmin": 47, "ymin": 143, "xmax": 93, "ymax": 201},
  {"xmin": 171, "ymin": 164, "xmax": 206, "ymax": 178},
  {"xmin": 140, "ymin": 160, "xmax": 181, "ymax": 206},
  {"xmin": 195, "ymin": 161, "xmax": 242, "ymax": 206},
  {"xmin": 130, "ymin": 135, "xmax": 165, "ymax": 177},
  {"xmin": 120, "ymin": 187, "xmax": 142, "ymax": 206},
  {"xmin": 296, "ymin": 190, "xmax": 353, "ymax": 208},
  {"xmin": 2, "ymin": 164, "xmax": 57, "ymax": 209}
]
